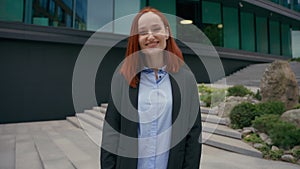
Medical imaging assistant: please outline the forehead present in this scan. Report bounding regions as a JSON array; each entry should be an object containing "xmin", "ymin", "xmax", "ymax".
[{"xmin": 138, "ymin": 12, "xmax": 164, "ymax": 29}]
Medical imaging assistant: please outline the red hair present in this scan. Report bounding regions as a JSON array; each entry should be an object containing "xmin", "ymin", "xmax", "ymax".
[{"xmin": 120, "ymin": 7, "xmax": 184, "ymax": 88}]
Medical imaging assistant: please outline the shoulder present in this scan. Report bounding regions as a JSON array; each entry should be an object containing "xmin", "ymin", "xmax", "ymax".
[{"xmin": 171, "ymin": 66, "xmax": 197, "ymax": 87}]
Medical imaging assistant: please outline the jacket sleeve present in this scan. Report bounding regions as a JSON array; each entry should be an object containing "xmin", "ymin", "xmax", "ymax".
[
  {"xmin": 182, "ymin": 78, "xmax": 202, "ymax": 169},
  {"xmin": 100, "ymin": 93, "xmax": 121, "ymax": 169},
  {"xmin": 182, "ymin": 107, "xmax": 202, "ymax": 169}
]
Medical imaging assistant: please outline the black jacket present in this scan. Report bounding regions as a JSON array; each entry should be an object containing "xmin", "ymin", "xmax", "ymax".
[{"xmin": 101, "ymin": 67, "xmax": 202, "ymax": 169}]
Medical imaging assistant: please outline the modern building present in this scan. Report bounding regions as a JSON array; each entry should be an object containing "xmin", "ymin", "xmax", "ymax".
[{"xmin": 1, "ymin": 0, "xmax": 300, "ymax": 123}]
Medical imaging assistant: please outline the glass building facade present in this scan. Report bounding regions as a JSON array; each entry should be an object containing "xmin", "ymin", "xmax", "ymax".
[{"xmin": 1, "ymin": 0, "xmax": 300, "ymax": 57}]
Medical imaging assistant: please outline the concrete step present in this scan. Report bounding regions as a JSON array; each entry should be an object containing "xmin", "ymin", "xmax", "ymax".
[
  {"xmin": 76, "ymin": 113, "xmax": 103, "ymax": 130},
  {"xmin": 93, "ymin": 106, "xmax": 107, "ymax": 114},
  {"xmin": 200, "ymin": 107, "xmax": 218, "ymax": 115},
  {"xmin": 47, "ymin": 129, "xmax": 99, "ymax": 169},
  {"xmin": 0, "ymin": 135, "xmax": 15, "ymax": 169},
  {"xmin": 16, "ymin": 134, "xmax": 43, "ymax": 169},
  {"xmin": 202, "ymin": 122, "xmax": 241, "ymax": 139},
  {"xmin": 202, "ymin": 132, "xmax": 262, "ymax": 158},
  {"xmin": 66, "ymin": 116, "xmax": 82, "ymax": 129},
  {"xmin": 84, "ymin": 109, "xmax": 105, "ymax": 120},
  {"xmin": 101, "ymin": 103, "xmax": 108, "ymax": 108},
  {"xmin": 75, "ymin": 117, "xmax": 102, "ymax": 146},
  {"xmin": 94, "ymin": 105, "xmax": 219, "ymax": 116},
  {"xmin": 214, "ymin": 62, "xmax": 300, "ymax": 88},
  {"xmin": 201, "ymin": 114, "xmax": 228, "ymax": 125},
  {"xmin": 33, "ymin": 131, "xmax": 76, "ymax": 169}
]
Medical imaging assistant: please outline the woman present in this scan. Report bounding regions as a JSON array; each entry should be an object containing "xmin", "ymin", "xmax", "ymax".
[{"xmin": 101, "ymin": 7, "xmax": 201, "ymax": 169}]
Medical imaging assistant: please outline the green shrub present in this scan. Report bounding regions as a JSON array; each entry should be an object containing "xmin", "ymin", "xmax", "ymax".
[
  {"xmin": 292, "ymin": 147, "xmax": 300, "ymax": 159},
  {"xmin": 252, "ymin": 114, "xmax": 280, "ymax": 134},
  {"xmin": 254, "ymin": 89, "xmax": 262, "ymax": 101},
  {"xmin": 230, "ymin": 102, "xmax": 258, "ymax": 129},
  {"xmin": 244, "ymin": 133, "xmax": 264, "ymax": 143},
  {"xmin": 198, "ymin": 84, "xmax": 226, "ymax": 107},
  {"xmin": 265, "ymin": 149, "xmax": 284, "ymax": 160},
  {"xmin": 269, "ymin": 121, "xmax": 300, "ymax": 149},
  {"xmin": 227, "ymin": 85, "xmax": 254, "ymax": 97},
  {"xmin": 257, "ymin": 144, "xmax": 271, "ymax": 157},
  {"xmin": 256, "ymin": 101, "xmax": 285, "ymax": 115},
  {"xmin": 294, "ymin": 104, "xmax": 300, "ymax": 109},
  {"xmin": 289, "ymin": 57, "xmax": 300, "ymax": 62},
  {"xmin": 210, "ymin": 88, "xmax": 226, "ymax": 107},
  {"xmin": 198, "ymin": 84, "xmax": 212, "ymax": 93}
]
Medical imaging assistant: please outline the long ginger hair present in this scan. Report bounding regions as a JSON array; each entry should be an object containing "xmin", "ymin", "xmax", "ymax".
[{"xmin": 120, "ymin": 7, "xmax": 184, "ymax": 88}]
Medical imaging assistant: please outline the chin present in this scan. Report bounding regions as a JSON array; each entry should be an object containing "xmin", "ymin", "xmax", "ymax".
[{"xmin": 142, "ymin": 48, "xmax": 164, "ymax": 56}]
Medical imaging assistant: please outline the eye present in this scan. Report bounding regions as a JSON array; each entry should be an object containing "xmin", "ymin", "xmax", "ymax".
[
  {"xmin": 138, "ymin": 31, "xmax": 148, "ymax": 35},
  {"xmin": 152, "ymin": 27, "xmax": 162, "ymax": 33}
]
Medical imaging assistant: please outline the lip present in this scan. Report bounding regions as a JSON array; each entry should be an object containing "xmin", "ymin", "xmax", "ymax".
[{"xmin": 145, "ymin": 41, "xmax": 159, "ymax": 48}]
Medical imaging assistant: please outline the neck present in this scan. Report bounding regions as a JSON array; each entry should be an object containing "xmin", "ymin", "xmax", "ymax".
[{"xmin": 144, "ymin": 53, "xmax": 164, "ymax": 69}]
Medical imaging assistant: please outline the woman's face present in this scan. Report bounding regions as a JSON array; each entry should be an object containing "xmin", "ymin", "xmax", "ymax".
[{"xmin": 138, "ymin": 12, "xmax": 169, "ymax": 55}]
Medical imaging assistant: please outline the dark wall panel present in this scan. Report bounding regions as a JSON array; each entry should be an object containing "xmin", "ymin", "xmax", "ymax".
[{"xmin": 0, "ymin": 39, "xmax": 80, "ymax": 123}]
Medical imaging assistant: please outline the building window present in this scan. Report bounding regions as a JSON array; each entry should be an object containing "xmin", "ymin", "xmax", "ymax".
[{"xmin": 201, "ymin": 1, "xmax": 223, "ymax": 47}]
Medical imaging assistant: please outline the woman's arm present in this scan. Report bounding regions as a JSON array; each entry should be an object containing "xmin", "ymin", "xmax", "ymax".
[
  {"xmin": 182, "ymin": 75, "xmax": 202, "ymax": 169},
  {"xmin": 182, "ymin": 107, "xmax": 202, "ymax": 169},
  {"xmin": 100, "ymin": 94, "xmax": 121, "ymax": 169}
]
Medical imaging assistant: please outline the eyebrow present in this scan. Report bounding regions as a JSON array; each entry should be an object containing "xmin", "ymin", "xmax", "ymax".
[{"xmin": 138, "ymin": 24, "xmax": 162, "ymax": 30}]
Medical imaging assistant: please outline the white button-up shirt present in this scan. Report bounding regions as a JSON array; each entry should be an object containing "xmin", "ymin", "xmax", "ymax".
[{"xmin": 137, "ymin": 66, "xmax": 173, "ymax": 169}]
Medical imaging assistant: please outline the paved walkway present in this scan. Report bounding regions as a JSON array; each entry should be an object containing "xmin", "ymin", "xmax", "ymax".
[
  {"xmin": 1, "ymin": 120, "xmax": 299, "ymax": 169},
  {"xmin": 202, "ymin": 145, "xmax": 300, "ymax": 169}
]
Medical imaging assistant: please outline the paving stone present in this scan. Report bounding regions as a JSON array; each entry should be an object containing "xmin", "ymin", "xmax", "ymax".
[
  {"xmin": 33, "ymin": 131, "xmax": 76, "ymax": 169},
  {"xmin": 47, "ymin": 130, "xmax": 98, "ymax": 169},
  {"xmin": 16, "ymin": 134, "xmax": 43, "ymax": 169},
  {"xmin": 0, "ymin": 135, "xmax": 15, "ymax": 169}
]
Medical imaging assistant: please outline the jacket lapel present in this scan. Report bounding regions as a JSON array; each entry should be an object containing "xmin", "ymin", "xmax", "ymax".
[{"xmin": 167, "ymin": 75, "xmax": 182, "ymax": 169}]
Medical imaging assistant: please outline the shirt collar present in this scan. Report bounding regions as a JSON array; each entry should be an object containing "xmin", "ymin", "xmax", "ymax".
[{"xmin": 142, "ymin": 65, "xmax": 167, "ymax": 74}]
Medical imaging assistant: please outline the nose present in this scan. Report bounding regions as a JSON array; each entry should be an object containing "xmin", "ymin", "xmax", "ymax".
[{"xmin": 146, "ymin": 31, "xmax": 155, "ymax": 39}]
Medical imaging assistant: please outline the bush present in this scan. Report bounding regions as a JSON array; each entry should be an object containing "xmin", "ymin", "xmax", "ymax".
[
  {"xmin": 256, "ymin": 101, "xmax": 285, "ymax": 115},
  {"xmin": 198, "ymin": 84, "xmax": 226, "ymax": 107},
  {"xmin": 254, "ymin": 89, "xmax": 262, "ymax": 101},
  {"xmin": 227, "ymin": 85, "xmax": 253, "ymax": 97},
  {"xmin": 252, "ymin": 114, "xmax": 280, "ymax": 134},
  {"xmin": 257, "ymin": 144, "xmax": 271, "ymax": 157},
  {"xmin": 289, "ymin": 57, "xmax": 300, "ymax": 62},
  {"xmin": 266, "ymin": 149, "xmax": 284, "ymax": 160},
  {"xmin": 292, "ymin": 147, "xmax": 300, "ymax": 159},
  {"xmin": 294, "ymin": 104, "xmax": 300, "ymax": 109},
  {"xmin": 244, "ymin": 133, "xmax": 264, "ymax": 143},
  {"xmin": 253, "ymin": 114, "xmax": 300, "ymax": 150},
  {"xmin": 269, "ymin": 121, "xmax": 300, "ymax": 149},
  {"xmin": 230, "ymin": 102, "xmax": 258, "ymax": 129}
]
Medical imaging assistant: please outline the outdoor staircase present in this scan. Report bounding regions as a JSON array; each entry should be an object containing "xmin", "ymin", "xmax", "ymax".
[
  {"xmin": 214, "ymin": 61, "xmax": 300, "ymax": 87},
  {"xmin": 71, "ymin": 102, "xmax": 262, "ymax": 159}
]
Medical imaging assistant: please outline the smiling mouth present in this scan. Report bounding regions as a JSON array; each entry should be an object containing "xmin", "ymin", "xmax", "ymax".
[{"xmin": 146, "ymin": 41, "xmax": 159, "ymax": 48}]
